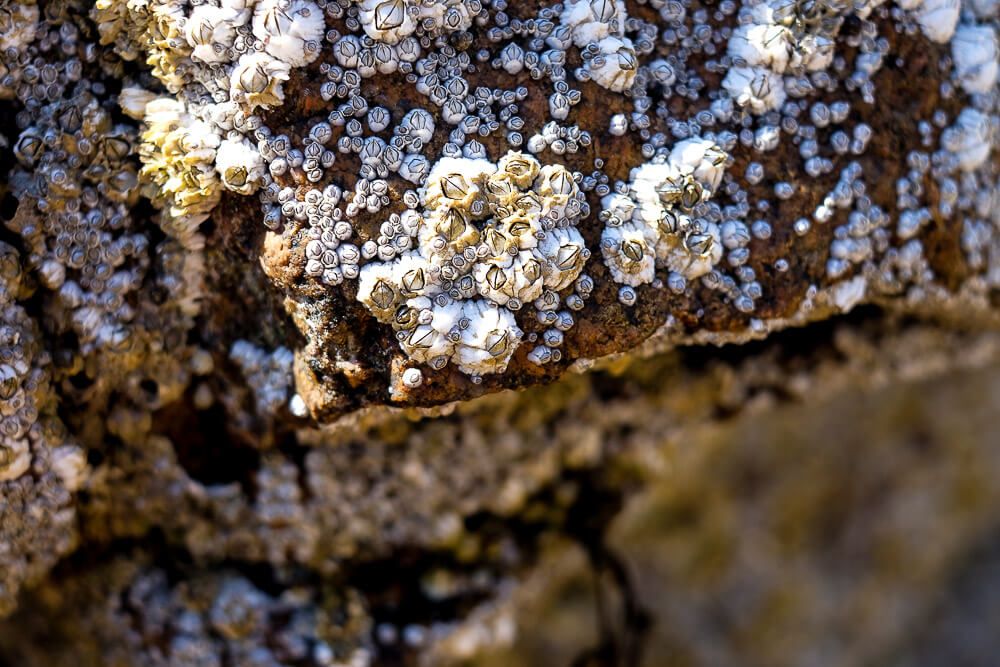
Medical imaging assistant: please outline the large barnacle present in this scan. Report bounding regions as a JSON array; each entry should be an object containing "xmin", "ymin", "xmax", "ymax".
[
  {"xmin": 230, "ymin": 52, "xmax": 291, "ymax": 111},
  {"xmin": 252, "ymin": 0, "xmax": 325, "ymax": 66}
]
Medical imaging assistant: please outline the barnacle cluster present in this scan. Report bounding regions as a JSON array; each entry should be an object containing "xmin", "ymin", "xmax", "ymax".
[
  {"xmin": 356, "ymin": 151, "xmax": 591, "ymax": 376},
  {"xmin": 0, "ymin": 557, "xmax": 373, "ymax": 667},
  {"xmin": 0, "ymin": 246, "xmax": 84, "ymax": 617}
]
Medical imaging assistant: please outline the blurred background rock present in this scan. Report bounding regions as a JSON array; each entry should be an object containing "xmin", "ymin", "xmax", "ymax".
[{"xmin": 463, "ymin": 351, "xmax": 1000, "ymax": 667}]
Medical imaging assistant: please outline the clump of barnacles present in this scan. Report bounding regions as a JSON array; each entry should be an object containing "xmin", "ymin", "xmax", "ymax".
[{"xmin": 357, "ymin": 151, "xmax": 591, "ymax": 377}]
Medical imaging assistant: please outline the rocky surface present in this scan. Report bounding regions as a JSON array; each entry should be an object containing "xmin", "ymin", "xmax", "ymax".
[{"xmin": 0, "ymin": 0, "xmax": 997, "ymax": 664}]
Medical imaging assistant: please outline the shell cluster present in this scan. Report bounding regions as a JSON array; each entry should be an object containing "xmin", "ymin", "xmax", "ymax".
[
  {"xmin": 601, "ymin": 137, "xmax": 728, "ymax": 297},
  {"xmin": 356, "ymin": 151, "xmax": 591, "ymax": 376},
  {"xmin": 0, "ymin": 245, "xmax": 84, "ymax": 617}
]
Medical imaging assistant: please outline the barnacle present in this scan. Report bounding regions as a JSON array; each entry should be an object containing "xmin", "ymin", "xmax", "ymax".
[
  {"xmin": 138, "ymin": 97, "xmax": 222, "ymax": 230},
  {"xmin": 230, "ymin": 52, "xmax": 291, "ymax": 111},
  {"xmin": 950, "ymin": 23, "xmax": 999, "ymax": 94},
  {"xmin": 587, "ymin": 36, "xmax": 638, "ymax": 93},
  {"xmin": 252, "ymin": 0, "xmax": 325, "ymax": 67},
  {"xmin": 722, "ymin": 65, "xmax": 787, "ymax": 114},
  {"xmin": 215, "ymin": 137, "xmax": 266, "ymax": 194},
  {"xmin": 184, "ymin": 4, "xmax": 244, "ymax": 64}
]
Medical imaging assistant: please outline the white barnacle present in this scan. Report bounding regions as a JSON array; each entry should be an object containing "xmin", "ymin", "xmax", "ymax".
[
  {"xmin": 185, "ymin": 4, "xmax": 245, "ymax": 64},
  {"xmin": 560, "ymin": 0, "xmax": 628, "ymax": 47},
  {"xmin": 252, "ymin": 0, "xmax": 325, "ymax": 66},
  {"xmin": 941, "ymin": 107, "xmax": 994, "ymax": 171},
  {"xmin": 399, "ymin": 154, "xmax": 431, "ymax": 185},
  {"xmin": 536, "ymin": 226, "xmax": 589, "ymax": 291},
  {"xmin": 333, "ymin": 34, "xmax": 362, "ymax": 68},
  {"xmin": 913, "ymin": 0, "xmax": 961, "ymax": 43},
  {"xmin": 358, "ymin": 0, "xmax": 415, "ymax": 44},
  {"xmin": 215, "ymin": 138, "xmax": 265, "ymax": 194},
  {"xmin": 401, "ymin": 108, "xmax": 436, "ymax": 144},
  {"xmin": 722, "ymin": 65, "xmax": 786, "ymax": 114},
  {"xmin": 601, "ymin": 222, "xmax": 656, "ymax": 287},
  {"xmin": 660, "ymin": 224, "xmax": 723, "ymax": 280},
  {"xmin": 453, "ymin": 300, "xmax": 523, "ymax": 375},
  {"xmin": 668, "ymin": 138, "xmax": 729, "ymax": 195},
  {"xmin": 588, "ymin": 37, "xmax": 638, "ymax": 93},
  {"xmin": 357, "ymin": 261, "xmax": 402, "ymax": 322},
  {"xmin": 951, "ymin": 24, "xmax": 998, "ymax": 95},
  {"xmin": 230, "ymin": 52, "xmax": 291, "ymax": 110},
  {"xmin": 728, "ymin": 21, "xmax": 792, "ymax": 73}
]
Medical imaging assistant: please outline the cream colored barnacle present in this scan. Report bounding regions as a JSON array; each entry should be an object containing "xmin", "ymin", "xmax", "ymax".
[
  {"xmin": 0, "ymin": 1, "xmax": 38, "ymax": 52},
  {"xmin": 422, "ymin": 156, "xmax": 495, "ymax": 210},
  {"xmin": 497, "ymin": 152, "xmax": 541, "ymax": 189},
  {"xmin": 138, "ymin": 98, "xmax": 222, "ymax": 230},
  {"xmin": 453, "ymin": 300, "xmax": 523, "ymax": 375},
  {"xmin": 230, "ymin": 52, "xmax": 291, "ymax": 111}
]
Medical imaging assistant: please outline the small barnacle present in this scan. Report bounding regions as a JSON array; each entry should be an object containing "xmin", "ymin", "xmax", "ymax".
[
  {"xmin": 230, "ymin": 52, "xmax": 291, "ymax": 111},
  {"xmin": 401, "ymin": 367, "xmax": 423, "ymax": 388}
]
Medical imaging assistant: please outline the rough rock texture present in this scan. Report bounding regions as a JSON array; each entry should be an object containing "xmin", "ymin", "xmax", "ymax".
[
  {"xmin": 466, "ymin": 355, "xmax": 1000, "ymax": 667},
  {"xmin": 0, "ymin": 0, "xmax": 998, "ymax": 664}
]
